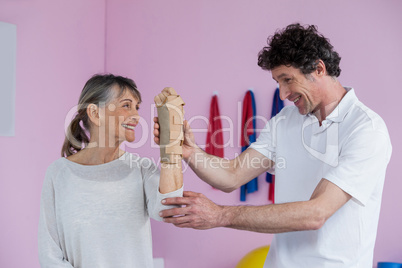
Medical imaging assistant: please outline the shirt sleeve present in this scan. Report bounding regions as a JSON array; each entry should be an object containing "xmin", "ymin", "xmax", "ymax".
[
  {"xmin": 141, "ymin": 158, "xmax": 183, "ymax": 221},
  {"xmin": 249, "ymin": 114, "xmax": 281, "ymax": 173},
  {"xmin": 324, "ymin": 129, "xmax": 392, "ymax": 206},
  {"xmin": 38, "ymin": 167, "xmax": 74, "ymax": 268}
]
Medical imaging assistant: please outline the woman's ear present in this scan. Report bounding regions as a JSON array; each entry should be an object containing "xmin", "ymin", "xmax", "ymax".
[{"xmin": 87, "ymin": 104, "xmax": 101, "ymax": 127}]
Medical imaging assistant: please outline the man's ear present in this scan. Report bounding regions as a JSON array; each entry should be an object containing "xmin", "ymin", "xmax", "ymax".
[
  {"xmin": 315, "ymin": 60, "xmax": 327, "ymax": 77},
  {"xmin": 87, "ymin": 104, "xmax": 101, "ymax": 127}
]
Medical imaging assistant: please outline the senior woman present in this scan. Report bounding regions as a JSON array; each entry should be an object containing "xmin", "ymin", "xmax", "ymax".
[{"xmin": 38, "ymin": 74, "xmax": 183, "ymax": 267}]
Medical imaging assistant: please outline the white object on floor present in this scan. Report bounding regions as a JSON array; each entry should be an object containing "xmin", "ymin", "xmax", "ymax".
[{"xmin": 153, "ymin": 258, "xmax": 164, "ymax": 268}]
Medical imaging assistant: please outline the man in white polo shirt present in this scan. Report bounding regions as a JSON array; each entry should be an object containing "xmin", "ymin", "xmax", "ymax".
[{"xmin": 156, "ymin": 23, "xmax": 392, "ymax": 267}]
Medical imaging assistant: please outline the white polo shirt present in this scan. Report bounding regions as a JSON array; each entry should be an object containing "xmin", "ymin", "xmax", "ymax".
[{"xmin": 249, "ymin": 88, "xmax": 392, "ymax": 268}]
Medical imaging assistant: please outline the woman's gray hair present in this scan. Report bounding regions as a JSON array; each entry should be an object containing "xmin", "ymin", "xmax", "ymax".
[{"xmin": 61, "ymin": 74, "xmax": 141, "ymax": 157}]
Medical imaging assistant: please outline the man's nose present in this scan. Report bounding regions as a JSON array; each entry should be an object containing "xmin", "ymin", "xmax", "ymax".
[{"xmin": 279, "ymin": 86, "xmax": 291, "ymax": 101}]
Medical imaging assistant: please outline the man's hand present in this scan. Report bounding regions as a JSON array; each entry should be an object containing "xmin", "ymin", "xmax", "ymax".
[
  {"xmin": 154, "ymin": 117, "xmax": 197, "ymax": 162},
  {"xmin": 160, "ymin": 191, "xmax": 226, "ymax": 230}
]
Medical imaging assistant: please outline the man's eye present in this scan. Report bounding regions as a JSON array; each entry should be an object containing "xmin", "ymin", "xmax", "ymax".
[{"xmin": 284, "ymin": 78, "xmax": 291, "ymax": 83}]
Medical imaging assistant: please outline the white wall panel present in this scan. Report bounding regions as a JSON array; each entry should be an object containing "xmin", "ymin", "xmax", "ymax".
[{"xmin": 0, "ymin": 21, "xmax": 16, "ymax": 136}]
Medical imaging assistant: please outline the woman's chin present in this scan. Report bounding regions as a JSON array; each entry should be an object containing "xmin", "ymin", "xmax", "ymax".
[{"xmin": 125, "ymin": 135, "xmax": 135, "ymax": 143}]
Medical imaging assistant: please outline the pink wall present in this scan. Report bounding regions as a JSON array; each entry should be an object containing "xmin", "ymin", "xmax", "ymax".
[
  {"xmin": 1, "ymin": 0, "xmax": 401, "ymax": 267},
  {"xmin": 0, "ymin": 0, "xmax": 106, "ymax": 267},
  {"xmin": 106, "ymin": 0, "xmax": 402, "ymax": 267}
]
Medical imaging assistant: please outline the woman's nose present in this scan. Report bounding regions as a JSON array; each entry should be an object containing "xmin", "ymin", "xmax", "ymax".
[{"xmin": 130, "ymin": 113, "xmax": 140, "ymax": 123}]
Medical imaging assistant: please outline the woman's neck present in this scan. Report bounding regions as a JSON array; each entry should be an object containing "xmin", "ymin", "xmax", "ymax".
[{"xmin": 67, "ymin": 145, "xmax": 125, "ymax": 165}]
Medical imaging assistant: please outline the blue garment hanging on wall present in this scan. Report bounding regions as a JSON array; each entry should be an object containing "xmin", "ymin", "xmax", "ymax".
[
  {"xmin": 266, "ymin": 87, "xmax": 284, "ymax": 203},
  {"xmin": 240, "ymin": 90, "xmax": 258, "ymax": 201}
]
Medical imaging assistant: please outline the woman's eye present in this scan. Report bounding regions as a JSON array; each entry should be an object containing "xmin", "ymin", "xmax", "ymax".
[
  {"xmin": 123, "ymin": 104, "xmax": 130, "ymax": 108},
  {"xmin": 136, "ymin": 106, "xmax": 140, "ymax": 111}
]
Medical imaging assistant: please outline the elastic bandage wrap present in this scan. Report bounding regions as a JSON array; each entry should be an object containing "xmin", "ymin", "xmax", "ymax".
[{"xmin": 155, "ymin": 88, "xmax": 185, "ymax": 164}]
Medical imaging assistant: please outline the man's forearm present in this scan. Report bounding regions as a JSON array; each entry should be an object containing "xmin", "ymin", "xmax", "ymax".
[
  {"xmin": 186, "ymin": 146, "xmax": 239, "ymax": 192},
  {"xmin": 185, "ymin": 146, "xmax": 273, "ymax": 192},
  {"xmin": 220, "ymin": 201, "xmax": 325, "ymax": 233},
  {"xmin": 216, "ymin": 178, "xmax": 349, "ymax": 233}
]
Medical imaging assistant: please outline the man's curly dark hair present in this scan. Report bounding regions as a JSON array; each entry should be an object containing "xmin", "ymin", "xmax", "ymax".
[{"xmin": 258, "ymin": 23, "xmax": 341, "ymax": 77}]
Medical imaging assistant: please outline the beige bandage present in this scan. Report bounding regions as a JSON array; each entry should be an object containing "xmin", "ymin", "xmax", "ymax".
[{"xmin": 155, "ymin": 87, "xmax": 185, "ymax": 164}]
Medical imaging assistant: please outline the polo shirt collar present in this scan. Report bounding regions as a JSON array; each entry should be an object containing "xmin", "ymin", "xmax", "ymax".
[
  {"xmin": 304, "ymin": 87, "xmax": 358, "ymax": 135},
  {"xmin": 325, "ymin": 87, "xmax": 358, "ymax": 123}
]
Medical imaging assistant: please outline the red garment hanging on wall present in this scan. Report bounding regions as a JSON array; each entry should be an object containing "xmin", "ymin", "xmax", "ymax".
[{"xmin": 205, "ymin": 94, "xmax": 224, "ymax": 158}]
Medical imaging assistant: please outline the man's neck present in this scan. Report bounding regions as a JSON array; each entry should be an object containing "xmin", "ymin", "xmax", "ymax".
[{"xmin": 313, "ymin": 80, "xmax": 347, "ymax": 125}]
